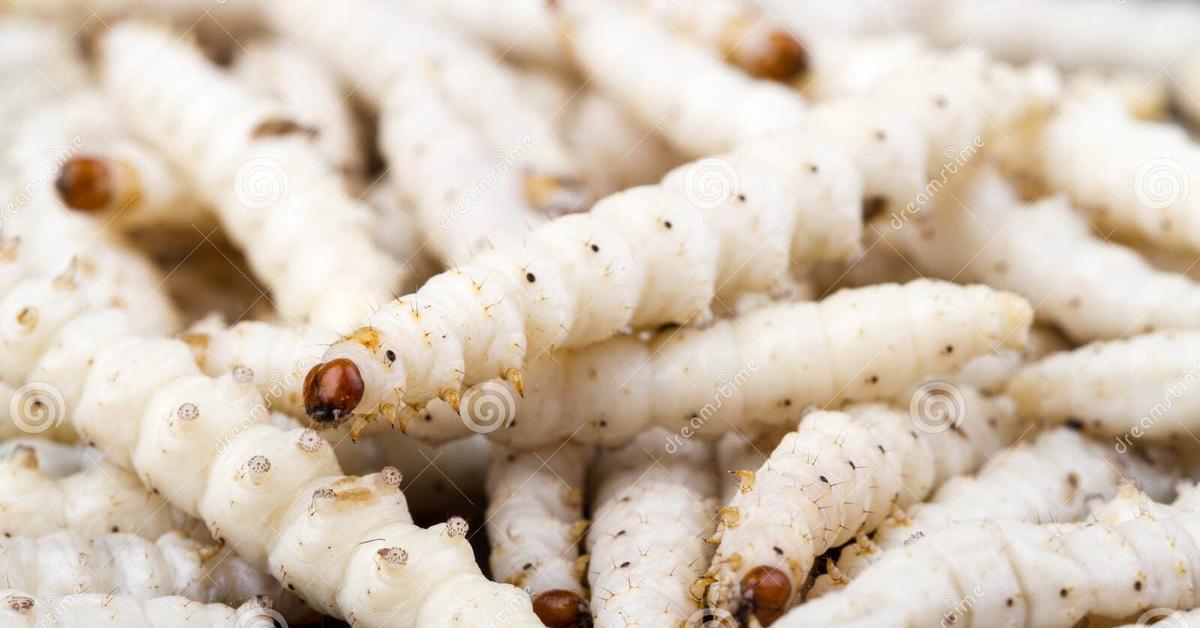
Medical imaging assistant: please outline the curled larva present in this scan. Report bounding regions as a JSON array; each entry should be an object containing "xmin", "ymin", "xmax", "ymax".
[
  {"xmin": 0, "ymin": 443, "xmax": 204, "ymax": 540},
  {"xmin": 421, "ymin": 280, "xmax": 1032, "ymax": 449},
  {"xmin": 0, "ymin": 530, "xmax": 312, "ymax": 621},
  {"xmin": 0, "ymin": 588, "xmax": 278, "ymax": 628},
  {"xmin": 883, "ymin": 168, "xmax": 1200, "ymax": 342},
  {"xmin": 775, "ymin": 510, "xmax": 1200, "ymax": 627},
  {"xmin": 813, "ymin": 427, "xmax": 1180, "ymax": 596},
  {"xmin": 97, "ymin": 23, "xmax": 402, "ymax": 330},
  {"xmin": 486, "ymin": 443, "xmax": 591, "ymax": 627},
  {"xmin": 586, "ymin": 428, "xmax": 719, "ymax": 627},
  {"xmin": 2, "ymin": 271, "xmax": 542, "ymax": 627},
  {"xmin": 1007, "ymin": 331, "xmax": 1200, "ymax": 443},
  {"xmin": 707, "ymin": 390, "xmax": 1021, "ymax": 623}
]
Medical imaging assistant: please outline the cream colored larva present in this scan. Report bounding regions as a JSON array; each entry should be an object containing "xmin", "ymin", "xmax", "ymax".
[
  {"xmin": 587, "ymin": 428, "xmax": 719, "ymax": 628},
  {"xmin": 302, "ymin": 121, "xmax": 880, "ymax": 423},
  {"xmin": 0, "ymin": 530, "xmax": 312, "ymax": 621},
  {"xmin": 232, "ymin": 40, "xmax": 366, "ymax": 182},
  {"xmin": 1037, "ymin": 92, "xmax": 1200, "ymax": 254},
  {"xmin": 0, "ymin": 18, "xmax": 87, "ymax": 124},
  {"xmin": 706, "ymin": 390, "xmax": 1021, "ymax": 623},
  {"xmin": 422, "ymin": 280, "xmax": 1033, "ymax": 449},
  {"xmin": 0, "ymin": 589, "xmax": 277, "ymax": 628},
  {"xmin": 814, "ymin": 428, "xmax": 1180, "ymax": 595},
  {"xmin": 885, "ymin": 169, "xmax": 1200, "ymax": 342},
  {"xmin": 1007, "ymin": 331, "xmax": 1200, "ymax": 443},
  {"xmin": 0, "ymin": 445, "xmax": 202, "ymax": 540},
  {"xmin": 406, "ymin": 0, "xmax": 565, "ymax": 68},
  {"xmin": 486, "ymin": 443, "xmax": 591, "ymax": 625},
  {"xmin": 775, "ymin": 510, "xmax": 1200, "ymax": 628},
  {"xmin": 1, "ymin": 272, "xmax": 542, "ymax": 627},
  {"xmin": 97, "ymin": 23, "xmax": 401, "ymax": 330}
]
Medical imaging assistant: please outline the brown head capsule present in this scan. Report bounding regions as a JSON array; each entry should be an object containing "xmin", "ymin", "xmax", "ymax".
[
  {"xmin": 56, "ymin": 156, "xmax": 114, "ymax": 211},
  {"xmin": 751, "ymin": 31, "xmax": 809, "ymax": 82},
  {"xmin": 303, "ymin": 358, "xmax": 365, "ymax": 422},
  {"xmin": 739, "ymin": 566, "xmax": 792, "ymax": 626},
  {"xmin": 532, "ymin": 590, "xmax": 586, "ymax": 628}
]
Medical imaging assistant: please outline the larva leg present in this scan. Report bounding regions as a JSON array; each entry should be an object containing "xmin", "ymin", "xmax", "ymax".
[
  {"xmin": 231, "ymin": 41, "xmax": 366, "ymax": 183},
  {"xmin": 884, "ymin": 168, "xmax": 1200, "ymax": 342},
  {"xmin": 776, "ymin": 511, "xmax": 1200, "ymax": 627},
  {"xmin": 586, "ymin": 428, "xmax": 719, "ymax": 627},
  {"xmin": 6, "ymin": 270, "xmax": 543, "ymax": 626},
  {"xmin": 0, "ymin": 444, "xmax": 202, "ymax": 540},
  {"xmin": 815, "ymin": 427, "xmax": 1180, "ymax": 596},
  {"xmin": 1008, "ymin": 331, "xmax": 1200, "ymax": 442},
  {"xmin": 486, "ymin": 443, "xmax": 591, "ymax": 627},
  {"xmin": 715, "ymin": 430, "xmax": 787, "ymax": 505},
  {"xmin": 469, "ymin": 280, "xmax": 1032, "ymax": 449},
  {"xmin": 0, "ymin": 589, "xmax": 278, "ymax": 628},
  {"xmin": 97, "ymin": 23, "xmax": 402, "ymax": 330},
  {"xmin": 0, "ymin": 440, "xmax": 83, "ymax": 477},
  {"xmin": 0, "ymin": 530, "xmax": 312, "ymax": 621},
  {"xmin": 706, "ymin": 388, "xmax": 1021, "ymax": 623}
]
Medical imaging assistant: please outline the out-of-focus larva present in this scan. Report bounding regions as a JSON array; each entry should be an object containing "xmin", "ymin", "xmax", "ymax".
[
  {"xmin": 2, "ymin": 269, "xmax": 543, "ymax": 627},
  {"xmin": 0, "ymin": 444, "xmax": 203, "ymax": 540},
  {"xmin": 586, "ymin": 428, "xmax": 719, "ymax": 627},
  {"xmin": 97, "ymin": 23, "xmax": 402, "ymax": 330},
  {"xmin": 415, "ymin": 280, "xmax": 1032, "ymax": 449},
  {"xmin": 776, "ymin": 508, "xmax": 1200, "ymax": 627},
  {"xmin": 884, "ymin": 169, "xmax": 1200, "ymax": 342},
  {"xmin": 1008, "ymin": 331, "xmax": 1200, "ymax": 444},
  {"xmin": 0, "ymin": 18, "xmax": 87, "ymax": 124},
  {"xmin": 487, "ymin": 443, "xmax": 591, "ymax": 627},
  {"xmin": 813, "ymin": 427, "xmax": 1180, "ymax": 596},
  {"xmin": 0, "ymin": 530, "xmax": 313, "ymax": 621},
  {"xmin": 0, "ymin": 589, "xmax": 278, "ymax": 628},
  {"xmin": 406, "ymin": 0, "xmax": 567, "ymax": 69},
  {"xmin": 232, "ymin": 40, "xmax": 366, "ymax": 182},
  {"xmin": 707, "ymin": 391, "xmax": 1022, "ymax": 623}
]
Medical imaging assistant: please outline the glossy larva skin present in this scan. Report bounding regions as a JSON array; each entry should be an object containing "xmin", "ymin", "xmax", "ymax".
[
  {"xmin": 444, "ymin": 280, "xmax": 1032, "ymax": 450},
  {"xmin": 0, "ymin": 273, "xmax": 542, "ymax": 627},
  {"xmin": 586, "ymin": 429, "xmax": 719, "ymax": 627},
  {"xmin": 707, "ymin": 393, "xmax": 1021, "ymax": 613},
  {"xmin": 1039, "ymin": 93, "xmax": 1200, "ymax": 255},
  {"xmin": 1008, "ymin": 331, "xmax": 1200, "ymax": 441},
  {"xmin": 886, "ymin": 170, "xmax": 1200, "ymax": 342},
  {"xmin": 97, "ymin": 23, "xmax": 401, "ymax": 330},
  {"xmin": 0, "ymin": 446, "xmax": 200, "ymax": 540},
  {"xmin": 486, "ymin": 443, "xmax": 591, "ymax": 596},
  {"xmin": 776, "ymin": 512, "xmax": 1200, "ymax": 628},
  {"xmin": 0, "ymin": 531, "xmax": 309, "ymax": 620},
  {"xmin": 0, "ymin": 589, "xmax": 274, "ymax": 628},
  {"xmin": 815, "ymin": 428, "xmax": 1180, "ymax": 594}
]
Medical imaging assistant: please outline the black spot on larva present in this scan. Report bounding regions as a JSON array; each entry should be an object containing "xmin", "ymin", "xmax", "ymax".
[
  {"xmin": 818, "ymin": 475, "xmax": 829, "ymax": 484},
  {"xmin": 944, "ymin": 345, "xmax": 954, "ymax": 354},
  {"xmin": 590, "ymin": 244, "xmax": 599, "ymax": 252},
  {"xmin": 737, "ymin": 194, "xmax": 746, "ymax": 202},
  {"xmin": 620, "ymin": 561, "xmax": 631, "ymax": 568},
  {"xmin": 526, "ymin": 272, "xmax": 536, "ymax": 283},
  {"xmin": 874, "ymin": 129, "xmax": 887, "ymax": 141},
  {"xmin": 848, "ymin": 460, "xmax": 856, "ymax": 470},
  {"xmin": 506, "ymin": 454, "xmax": 516, "ymax": 462},
  {"xmin": 1064, "ymin": 419, "xmax": 1084, "ymax": 431},
  {"xmin": 3, "ymin": 533, "xmax": 9, "ymax": 538},
  {"xmin": 424, "ymin": 412, "xmax": 433, "ymax": 422},
  {"xmin": 867, "ymin": 375, "xmax": 879, "ymax": 384},
  {"xmin": 523, "ymin": 563, "xmax": 533, "ymax": 571},
  {"xmin": 877, "ymin": 445, "xmax": 886, "ymax": 454},
  {"xmin": 385, "ymin": 349, "xmax": 396, "ymax": 362},
  {"xmin": 807, "ymin": 164, "xmax": 819, "ymax": 174},
  {"xmin": 1134, "ymin": 580, "xmax": 1143, "ymax": 591},
  {"xmin": 616, "ymin": 530, "xmax": 626, "ymax": 537},
  {"xmin": 664, "ymin": 220, "xmax": 673, "ymax": 229},
  {"xmin": 1067, "ymin": 473, "xmax": 1080, "ymax": 490},
  {"xmin": 773, "ymin": 546, "xmax": 783, "ymax": 555},
  {"xmin": 288, "ymin": 584, "xmax": 295, "ymax": 591},
  {"xmin": 1059, "ymin": 588, "xmax": 1068, "ymax": 598},
  {"xmin": 783, "ymin": 399, "xmax": 792, "ymax": 407},
  {"xmin": 111, "ymin": 526, "xmax": 118, "ymax": 533},
  {"xmin": 1005, "ymin": 598, "xmax": 1013, "ymax": 607},
  {"xmin": 598, "ymin": 420, "xmax": 608, "ymax": 427}
]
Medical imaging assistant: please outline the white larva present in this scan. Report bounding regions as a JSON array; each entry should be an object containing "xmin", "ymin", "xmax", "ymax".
[
  {"xmin": 486, "ymin": 443, "xmax": 591, "ymax": 624},
  {"xmin": 715, "ymin": 430, "xmax": 787, "ymax": 504},
  {"xmin": 0, "ymin": 589, "xmax": 278, "ymax": 628},
  {"xmin": 1, "ymin": 272, "xmax": 542, "ymax": 627},
  {"xmin": 1007, "ymin": 331, "xmax": 1200, "ymax": 443},
  {"xmin": 814, "ymin": 427, "xmax": 1180, "ymax": 595},
  {"xmin": 775, "ymin": 510, "xmax": 1200, "ymax": 627},
  {"xmin": 0, "ymin": 444, "xmax": 203, "ymax": 541},
  {"xmin": 1036, "ymin": 91, "xmax": 1200, "ymax": 254},
  {"xmin": 586, "ymin": 428, "xmax": 719, "ymax": 627},
  {"xmin": 706, "ymin": 390, "xmax": 1022, "ymax": 622},
  {"xmin": 405, "ymin": 0, "xmax": 566, "ymax": 69},
  {"xmin": 438, "ymin": 280, "xmax": 1033, "ymax": 449},
  {"xmin": 0, "ymin": 531, "xmax": 312, "ymax": 621},
  {"xmin": 0, "ymin": 18, "xmax": 88, "ymax": 125},
  {"xmin": 883, "ymin": 169, "xmax": 1200, "ymax": 342},
  {"xmin": 97, "ymin": 23, "xmax": 402, "ymax": 330},
  {"xmin": 231, "ymin": 40, "xmax": 366, "ymax": 182}
]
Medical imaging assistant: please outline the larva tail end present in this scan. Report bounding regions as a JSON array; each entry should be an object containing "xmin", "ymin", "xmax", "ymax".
[
  {"xmin": 303, "ymin": 358, "xmax": 365, "ymax": 423},
  {"xmin": 532, "ymin": 590, "xmax": 587, "ymax": 628},
  {"xmin": 738, "ymin": 566, "xmax": 792, "ymax": 626},
  {"xmin": 56, "ymin": 156, "xmax": 114, "ymax": 211}
]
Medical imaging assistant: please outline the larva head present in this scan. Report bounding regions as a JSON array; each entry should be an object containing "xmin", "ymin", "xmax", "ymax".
[
  {"xmin": 55, "ymin": 156, "xmax": 114, "ymax": 211},
  {"xmin": 303, "ymin": 358, "xmax": 365, "ymax": 423},
  {"xmin": 752, "ymin": 31, "xmax": 809, "ymax": 81},
  {"xmin": 532, "ymin": 590, "xmax": 587, "ymax": 628},
  {"xmin": 738, "ymin": 566, "xmax": 791, "ymax": 626},
  {"xmin": 306, "ymin": 328, "xmax": 406, "ymax": 423}
]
